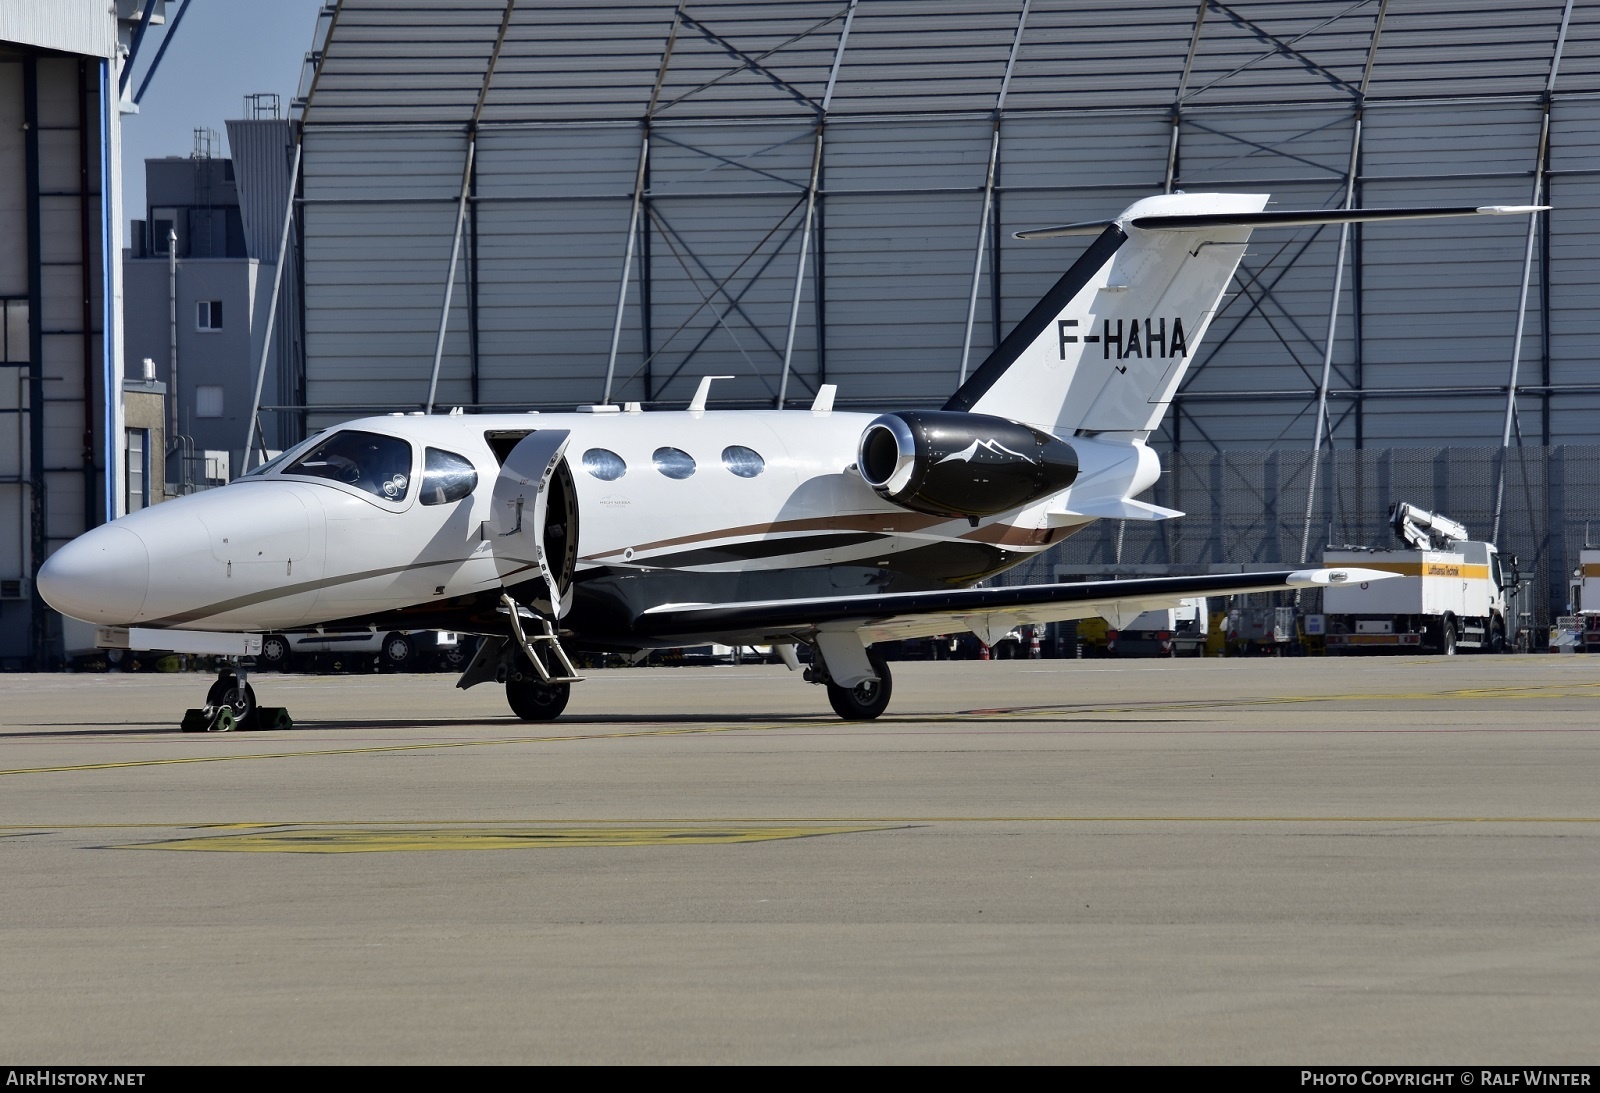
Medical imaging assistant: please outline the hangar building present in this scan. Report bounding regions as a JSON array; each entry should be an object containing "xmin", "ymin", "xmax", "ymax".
[
  {"xmin": 284, "ymin": 1, "xmax": 1600, "ymax": 628},
  {"xmin": 0, "ymin": 0, "xmax": 125, "ymax": 667}
]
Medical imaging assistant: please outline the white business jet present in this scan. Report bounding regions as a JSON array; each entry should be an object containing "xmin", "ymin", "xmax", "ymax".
[{"xmin": 38, "ymin": 192, "xmax": 1540, "ymax": 729}]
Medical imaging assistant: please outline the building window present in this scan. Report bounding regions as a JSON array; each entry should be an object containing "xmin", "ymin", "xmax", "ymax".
[
  {"xmin": 195, "ymin": 385, "xmax": 224, "ymax": 418},
  {"xmin": 196, "ymin": 300, "xmax": 223, "ymax": 331},
  {"xmin": 125, "ymin": 428, "xmax": 149, "ymax": 513},
  {"xmin": 150, "ymin": 215, "xmax": 175, "ymax": 255},
  {"xmin": 1, "ymin": 299, "xmax": 27, "ymax": 363}
]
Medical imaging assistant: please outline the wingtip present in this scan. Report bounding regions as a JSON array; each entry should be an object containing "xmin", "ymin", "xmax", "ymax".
[{"xmin": 1290, "ymin": 566, "xmax": 1401, "ymax": 586}]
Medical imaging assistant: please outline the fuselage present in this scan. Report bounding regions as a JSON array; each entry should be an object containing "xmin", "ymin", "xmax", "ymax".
[{"xmin": 37, "ymin": 405, "xmax": 1152, "ymax": 650}]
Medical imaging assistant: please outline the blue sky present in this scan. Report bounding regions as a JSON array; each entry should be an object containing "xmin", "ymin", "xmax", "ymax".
[{"xmin": 120, "ymin": 0, "xmax": 326, "ymax": 245}]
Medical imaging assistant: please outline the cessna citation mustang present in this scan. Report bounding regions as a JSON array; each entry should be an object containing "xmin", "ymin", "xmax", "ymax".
[{"xmin": 39, "ymin": 192, "xmax": 1540, "ymax": 730}]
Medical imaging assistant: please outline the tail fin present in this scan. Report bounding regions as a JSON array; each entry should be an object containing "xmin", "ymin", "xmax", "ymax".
[
  {"xmin": 945, "ymin": 193, "xmax": 1546, "ymax": 439},
  {"xmin": 945, "ymin": 192, "xmax": 1266, "ymax": 438}
]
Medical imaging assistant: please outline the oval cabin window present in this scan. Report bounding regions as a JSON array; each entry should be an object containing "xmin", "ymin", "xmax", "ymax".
[
  {"xmin": 652, "ymin": 446, "xmax": 696, "ymax": 480},
  {"xmin": 582, "ymin": 448, "xmax": 627, "ymax": 482},
  {"xmin": 721, "ymin": 445, "xmax": 765, "ymax": 478}
]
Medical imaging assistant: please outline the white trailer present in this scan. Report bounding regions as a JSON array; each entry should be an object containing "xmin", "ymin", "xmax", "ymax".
[{"xmin": 1321, "ymin": 505, "xmax": 1511, "ymax": 655}]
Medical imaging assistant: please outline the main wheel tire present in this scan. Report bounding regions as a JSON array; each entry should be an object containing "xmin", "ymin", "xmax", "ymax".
[
  {"xmin": 826, "ymin": 651, "xmax": 893, "ymax": 721},
  {"xmin": 380, "ymin": 631, "xmax": 414, "ymax": 672},
  {"xmin": 507, "ymin": 677, "xmax": 570, "ymax": 721},
  {"xmin": 259, "ymin": 634, "xmax": 292, "ymax": 672}
]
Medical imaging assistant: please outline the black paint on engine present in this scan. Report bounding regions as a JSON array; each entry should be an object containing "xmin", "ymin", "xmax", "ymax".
[{"xmin": 857, "ymin": 410, "xmax": 1079, "ymax": 518}]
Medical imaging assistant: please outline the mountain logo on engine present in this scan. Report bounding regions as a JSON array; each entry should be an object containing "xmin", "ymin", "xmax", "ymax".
[{"xmin": 934, "ymin": 439, "xmax": 1036, "ymax": 466}]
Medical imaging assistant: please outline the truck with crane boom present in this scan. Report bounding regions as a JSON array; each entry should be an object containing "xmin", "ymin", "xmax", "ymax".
[
  {"xmin": 1321, "ymin": 503, "xmax": 1513, "ymax": 655},
  {"xmin": 1574, "ymin": 547, "xmax": 1600, "ymax": 653}
]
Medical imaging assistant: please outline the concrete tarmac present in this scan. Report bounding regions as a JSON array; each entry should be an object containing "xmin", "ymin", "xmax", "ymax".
[{"xmin": 1, "ymin": 655, "xmax": 1597, "ymax": 1065}]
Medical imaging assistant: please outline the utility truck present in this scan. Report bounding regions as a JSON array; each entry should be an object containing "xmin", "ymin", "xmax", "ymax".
[
  {"xmin": 1321, "ymin": 503, "xmax": 1512, "ymax": 655},
  {"xmin": 1108, "ymin": 597, "xmax": 1210, "ymax": 658},
  {"xmin": 1575, "ymin": 548, "xmax": 1600, "ymax": 653}
]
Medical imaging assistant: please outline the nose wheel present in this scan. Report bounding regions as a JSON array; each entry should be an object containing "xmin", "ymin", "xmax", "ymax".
[
  {"xmin": 506, "ymin": 675, "xmax": 571, "ymax": 721},
  {"xmin": 204, "ymin": 671, "xmax": 256, "ymax": 731},
  {"xmin": 181, "ymin": 664, "xmax": 293, "ymax": 733}
]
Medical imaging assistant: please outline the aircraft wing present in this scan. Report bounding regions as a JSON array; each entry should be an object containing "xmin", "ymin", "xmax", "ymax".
[{"xmin": 634, "ymin": 566, "xmax": 1393, "ymax": 647}]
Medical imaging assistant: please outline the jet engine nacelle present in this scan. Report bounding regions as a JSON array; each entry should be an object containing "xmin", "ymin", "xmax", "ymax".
[{"xmin": 857, "ymin": 410, "xmax": 1079, "ymax": 518}]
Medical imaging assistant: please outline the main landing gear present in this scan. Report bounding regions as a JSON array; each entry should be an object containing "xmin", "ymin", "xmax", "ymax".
[
  {"xmin": 807, "ymin": 645, "xmax": 893, "ymax": 721},
  {"xmin": 180, "ymin": 662, "xmax": 293, "ymax": 733}
]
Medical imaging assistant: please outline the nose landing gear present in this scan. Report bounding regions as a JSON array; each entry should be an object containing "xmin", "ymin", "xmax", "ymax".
[{"xmin": 180, "ymin": 663, "xmax": 294, "ymax": 733}]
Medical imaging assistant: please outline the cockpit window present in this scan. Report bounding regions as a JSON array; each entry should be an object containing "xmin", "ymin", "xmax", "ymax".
[
  {"xmin": 421, "ymin": 448, "xmax": 477, "ymax": 505},
  {"xmin": 242, "ymin": 432, "xmax": 325, "ymax": 477},
  {"xmin": 283, "ymin": 430, "xmax": 413, "ymax": 502},
  {"xmin": 653, "ymin": 446, "xmax": 695, "ymax": 480}
]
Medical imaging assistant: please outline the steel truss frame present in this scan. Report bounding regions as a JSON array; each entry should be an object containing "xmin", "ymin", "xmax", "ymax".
[{"xmin": 291, "ymin": 1, "xmax": 1593, "ymax": 617}]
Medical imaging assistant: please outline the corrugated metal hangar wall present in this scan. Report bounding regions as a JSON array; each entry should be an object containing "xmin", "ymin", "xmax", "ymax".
[
  {"xmin": 292, "ymin": 0, "xmax": 1600, "ymax": 626},
  {"xmin": 0, "ymin": 4, "xmax": 119, "ymax": 669}
]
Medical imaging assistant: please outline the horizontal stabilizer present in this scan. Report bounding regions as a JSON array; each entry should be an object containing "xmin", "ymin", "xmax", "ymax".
[
  {"xmin": 1059, "ymin": 497, "xmax": 1184, "ymax": 522},
  {"xmin": 1018, "ymin": 204, "xmax": 1550, "ymax": 240}
]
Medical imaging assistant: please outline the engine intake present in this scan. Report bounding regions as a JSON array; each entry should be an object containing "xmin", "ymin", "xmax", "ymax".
[{"xmin": 857, "ymin": 411, "xmax": 1079, "ymax": 518}]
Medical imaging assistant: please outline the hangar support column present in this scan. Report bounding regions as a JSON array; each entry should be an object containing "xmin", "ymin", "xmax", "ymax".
[{"xmin": 1491, "ymin": 0, "xmax": 1571, "ymax": 545}]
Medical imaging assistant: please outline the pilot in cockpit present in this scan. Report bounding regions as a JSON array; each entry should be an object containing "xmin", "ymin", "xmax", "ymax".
[{"xmin": 285, "ymin": 429, "xmax": 412, "ymax": 502}]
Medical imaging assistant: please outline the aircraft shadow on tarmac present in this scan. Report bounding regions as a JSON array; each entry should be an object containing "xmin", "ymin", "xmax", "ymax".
[{"xmin": 7, "ymin": 710, "xmax": 1199, "ymax": 737}]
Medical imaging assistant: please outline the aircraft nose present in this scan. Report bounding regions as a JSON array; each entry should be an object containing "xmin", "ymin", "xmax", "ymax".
[{"xmin": 37, "ymin": 525, "xmax": 151, "ymax": 626}]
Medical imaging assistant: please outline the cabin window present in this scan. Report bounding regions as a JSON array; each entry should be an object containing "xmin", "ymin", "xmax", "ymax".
[
  {"xmin": 421, "ymin": 448, "xmax": 477, "ymax": 505},
  {"xmin": 582, "ymin": 448, "xmax": 626, "ymax": 481},
  {"xmin": 653, "ymin": 446, "xmax": 695, "ymax": 480},
  {"xmin": 284, "ymin": 429, "xmax": 413, "ymax": 502},
  {"xmin": 721, "ymin": 445, "xmax": 764, "ymax": 478}
]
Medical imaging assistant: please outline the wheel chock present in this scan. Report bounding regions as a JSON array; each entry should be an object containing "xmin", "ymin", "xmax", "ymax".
[
  {"xmin": 179, "ymin": 706, "xmax": 235, "ymax": 732},
  {"xmin": 180, "ymin": 706, "xmax": 291, "ymax": 732},
  {"xmin": 254, "ymin": 707, "xmax": 294, "ymax": 731}
]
